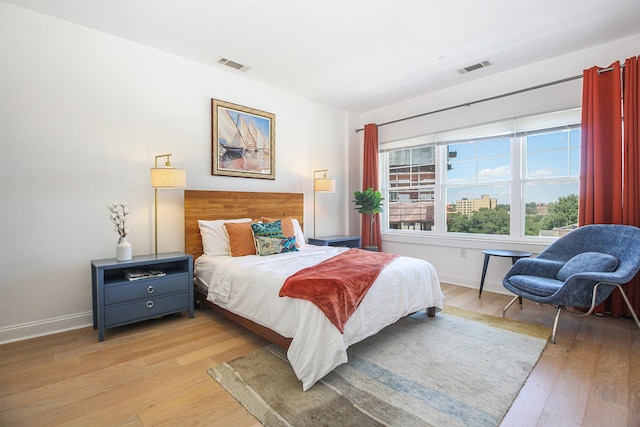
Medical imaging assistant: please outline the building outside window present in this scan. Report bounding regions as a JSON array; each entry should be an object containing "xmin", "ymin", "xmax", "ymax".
[
  {"xmin": 387, "ymin": 147, "xmax": 436, "ymax": 231},
  {"xmin": 379, "ymin": 108, "xmax": 581, "ymax": 240}
]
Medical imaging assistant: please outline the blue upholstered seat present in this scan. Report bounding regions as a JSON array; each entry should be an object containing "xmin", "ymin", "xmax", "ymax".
[{"xmin": 502, "ymin": 224, "xmax": 640, "ymax": 343}]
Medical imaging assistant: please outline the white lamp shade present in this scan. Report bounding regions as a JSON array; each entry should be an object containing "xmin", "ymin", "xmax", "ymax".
[
  {"xmin": 151, "ymin": 168, "xmax": 187, "ymax": 189},
  {"xmin": 314, "ymin": 177, "xmax": 335, "ymax": 193}
]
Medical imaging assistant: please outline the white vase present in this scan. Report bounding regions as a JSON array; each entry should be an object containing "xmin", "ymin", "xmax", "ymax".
[{"xmin": 116, "ymin": 236, "xmax": 132, "ymax": 261}]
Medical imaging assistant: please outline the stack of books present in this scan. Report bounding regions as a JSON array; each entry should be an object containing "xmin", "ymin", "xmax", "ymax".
[{"xmin": 123, "ymin": 269, "xmax": 166, "ymax": 281}]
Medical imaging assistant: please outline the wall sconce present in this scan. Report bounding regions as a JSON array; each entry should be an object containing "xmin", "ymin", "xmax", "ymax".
[
  {"xmin": 150, "ymin": 154, "xmax": 186, "ymax": 254},
  {"xmin": 313, "ymin": 169, "xmax": 336, "ymax": 238}
]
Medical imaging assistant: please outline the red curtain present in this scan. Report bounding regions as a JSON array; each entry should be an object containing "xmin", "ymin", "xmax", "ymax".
[
  {"xmin": 579, "ymin": 62, "xmax": 623, "ymax": 225},
  {"xmin": 621, "ymin": 56, "xmax": 640, "ymax": 316},
  {"xmin": 580, "ymin": 56, "xmax": 640, "ymax": 316},
  {"xmin": 362, "ymin": 124, "xmax": 382, "ymax": 250}
]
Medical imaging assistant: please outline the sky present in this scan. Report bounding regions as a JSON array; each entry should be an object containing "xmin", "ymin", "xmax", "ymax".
[{"xmin": 445, "ymin": 129, "xmax": 580, "ymax": 205}]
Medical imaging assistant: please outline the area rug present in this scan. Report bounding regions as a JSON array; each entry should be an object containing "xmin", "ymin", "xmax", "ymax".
[{"xmin": 208, "ymin": 307, "xmax": 550, "ymax": 427}]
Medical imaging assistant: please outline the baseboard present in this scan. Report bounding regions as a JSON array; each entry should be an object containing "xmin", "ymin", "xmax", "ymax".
[
  {"xmin": 0, "ymin": 311, "xmax": 93, "ymax": 345},
  {"xmin": 438, "ymin": 273, "xmax": 511, "ymax": 296}
]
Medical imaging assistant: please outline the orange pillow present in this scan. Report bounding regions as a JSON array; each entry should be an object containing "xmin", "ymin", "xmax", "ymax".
[
  {"xmin": 224, "ymin": 222, "xmax": 256, "ymax": 256},
  {"xmin": 262, "ymin": 217, "xmax": 295, "ymax": 238}
]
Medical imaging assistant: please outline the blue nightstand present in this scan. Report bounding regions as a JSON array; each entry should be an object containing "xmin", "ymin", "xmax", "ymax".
[
  {"xmin": 308, "ymin": 235, "xmax": 361, "ymax": 248},
  {"xmin": 91, "ymin": 252, "xmax": 193, "ymax": 341}
]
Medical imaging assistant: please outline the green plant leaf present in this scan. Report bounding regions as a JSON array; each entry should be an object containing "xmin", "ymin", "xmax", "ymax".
[{"xmin": 353, "ymin": 187, "xmax": 384, "ymax": 214}]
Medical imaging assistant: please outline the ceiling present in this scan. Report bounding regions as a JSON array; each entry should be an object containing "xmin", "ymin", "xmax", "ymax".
[{"xmin": 5, "ymin": 0, "xmax": 640, "ymax": 112}]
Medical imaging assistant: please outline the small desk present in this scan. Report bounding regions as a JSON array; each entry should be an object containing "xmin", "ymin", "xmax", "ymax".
[
  {"xmin": 479, "ymin": 249, "xmax": 532, "ymax": 297},
  {"xmin": 308, "ymin": 235, "xmax": 361, "ymax": 248}
]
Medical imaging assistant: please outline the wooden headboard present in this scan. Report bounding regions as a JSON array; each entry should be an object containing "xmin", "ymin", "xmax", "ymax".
[{"xmin": 184, "ymin": 190, "xmax": 304, "ymax": 260}]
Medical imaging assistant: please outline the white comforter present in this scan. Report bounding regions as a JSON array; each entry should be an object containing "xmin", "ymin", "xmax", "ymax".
[{"xmin": 195, "ymin": 245, "xmax": 444, "ymax": 390}]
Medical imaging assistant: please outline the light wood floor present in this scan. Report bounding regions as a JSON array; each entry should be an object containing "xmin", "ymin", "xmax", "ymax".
[{"xmin": 1, "ymin": 283, "xmax": 638, "ymax": 426}]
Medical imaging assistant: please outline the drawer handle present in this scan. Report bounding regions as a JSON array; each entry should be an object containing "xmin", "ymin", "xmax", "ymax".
[
  {"xmin": 146, "ymin": 301, "xmax": 154, "ymax": 309},
  {"xmin": 147, "ymin": 285, "xmax": 155, "ymax": 294}
]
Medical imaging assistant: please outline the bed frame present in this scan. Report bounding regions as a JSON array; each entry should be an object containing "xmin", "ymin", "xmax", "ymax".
[{"xmin": 185, "ymin": 190, "xmax": 304, "ymax": 349}]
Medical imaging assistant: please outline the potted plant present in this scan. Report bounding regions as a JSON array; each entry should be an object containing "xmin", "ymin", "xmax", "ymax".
[{"xmin": 353, "ymin": 188, "xmax": 384, "ymax": 251}]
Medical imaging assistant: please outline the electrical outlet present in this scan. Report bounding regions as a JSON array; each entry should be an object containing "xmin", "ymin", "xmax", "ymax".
[{"xmin": 460, "ymin": 248, "xmax": 466, "ymax": 258}]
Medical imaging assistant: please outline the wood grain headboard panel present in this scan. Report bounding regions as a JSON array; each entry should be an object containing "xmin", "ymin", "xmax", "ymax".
[{"xmin": 184, "ymin": 190, "xmax": 304, "ymax": 260}]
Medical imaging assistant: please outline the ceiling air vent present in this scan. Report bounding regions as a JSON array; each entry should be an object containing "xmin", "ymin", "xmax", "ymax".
[
  {"xmin": 218, "ymin": 57, "xmax": 249, "ymax": 72},
  {"xmin": 458, "ymin": 60, "xmax": 492, "ymax": 74}
]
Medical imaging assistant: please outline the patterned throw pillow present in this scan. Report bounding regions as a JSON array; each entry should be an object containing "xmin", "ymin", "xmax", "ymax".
[
  {"xmin": 280, "ymin": 236, "xmax": 298, "ymax": 253},
  {"xmin": 261, "ymin": 217, "xmax": 295, "ymax": 238},
  {"xmin": 261, "ymin": 216, "xmax": 301, "ymax": 247},
  {"xmin": 251, "ymin": 220, "xmax": 284, "ymax": 238},
  {"xmin": 254, "ymin": 236, "xmax": 299, "ymax": 256}
]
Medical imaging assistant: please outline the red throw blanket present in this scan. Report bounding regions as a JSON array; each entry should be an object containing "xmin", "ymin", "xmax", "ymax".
[{"xmin": 279, "ymin": 248, "xmax": 400, "ymax": 333}]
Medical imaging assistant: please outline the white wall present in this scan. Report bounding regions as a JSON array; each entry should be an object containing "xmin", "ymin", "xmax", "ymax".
[
  {"xmin": 350, "ymin": 34, "xmax": 640, "ymax": 295},
  {"xmin": 0, "ymin": 3, "xmax": 349, "ymax": 343}
]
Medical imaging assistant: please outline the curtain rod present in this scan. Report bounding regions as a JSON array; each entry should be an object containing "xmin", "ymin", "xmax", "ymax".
[
  {"xmin": 355, "ymin": 63, "xmax": 625, "ymax": 133},
  {"xmin": 355, "ymin": 75, "xmax": 582, "ymax": 133},
  {"xmin": 597, "ymin": 63, "xmax": 626, "ymax": 74}
]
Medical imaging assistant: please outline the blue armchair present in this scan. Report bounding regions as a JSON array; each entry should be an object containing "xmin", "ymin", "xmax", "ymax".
[{"xmin": 502, "ymin": 224, "xmax": 640, "ymax": 343}]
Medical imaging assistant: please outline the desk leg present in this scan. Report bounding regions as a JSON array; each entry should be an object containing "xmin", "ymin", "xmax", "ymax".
[{"xmin": 479, "ymin": 254, "xmax": 490, "ymax": 298}]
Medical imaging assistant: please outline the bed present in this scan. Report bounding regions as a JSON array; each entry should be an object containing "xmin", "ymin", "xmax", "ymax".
[{"xmin": 185, "ymin": 190, "xmax": 444, "ymax": 390}]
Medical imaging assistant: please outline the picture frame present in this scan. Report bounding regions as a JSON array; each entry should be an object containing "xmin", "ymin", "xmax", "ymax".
[{"xmin": 211, "ymin": 99, "xmax": 276, "ymax": 179}]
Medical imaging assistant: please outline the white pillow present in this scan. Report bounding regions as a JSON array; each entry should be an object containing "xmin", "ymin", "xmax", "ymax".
[
  {"xmin": 291, "ymin": 218, "xmax": 306, "ymax": 247},
  {"xmin": 198, "ymin": 218, "xmax": 252, "ymax": 256}
]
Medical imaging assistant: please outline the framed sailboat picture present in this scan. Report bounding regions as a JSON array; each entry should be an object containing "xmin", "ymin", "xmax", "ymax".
[{"xmin": 212, "ymin": 99, "xmax": 276, "ymax": 179}]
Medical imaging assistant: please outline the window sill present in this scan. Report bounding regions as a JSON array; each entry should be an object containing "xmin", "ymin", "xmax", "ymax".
[{"xmin": 382, "ymin": 230, "xmax": 552, "ymax": 253}]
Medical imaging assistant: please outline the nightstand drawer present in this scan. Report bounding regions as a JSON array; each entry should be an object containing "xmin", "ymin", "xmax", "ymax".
[
  {"xmin": 104, "ymin": 273, "xmax": 189, "ymax": 305},
  {"xmin": 105, "ymin": 292, "xmax": 190, "ymax": 327}
]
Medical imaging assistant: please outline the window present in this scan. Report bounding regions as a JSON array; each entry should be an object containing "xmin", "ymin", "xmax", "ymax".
[
  {"xmin": 446, "ymin": 138, "xmax": 511, "ymax": 235},
  {"xmin": 387, "ymin": 147, "xmax": 435, "ymax": 231},
  {"xmin": 380, "ymin": 108, "xmax": 581, "ymax": 240},
  {"xmin": 522, "ymin": 128, "xmax": 580, "ymax": 237}
]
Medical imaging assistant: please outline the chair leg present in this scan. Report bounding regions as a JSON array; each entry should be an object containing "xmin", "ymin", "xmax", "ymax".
[
  {"xmin": 586, "ymin": 282, "xmax": 640, "ymax": 331},
  {"xmin": 506, "ymin": 283, "xmax": 640, "ymax": 345},
  {"xmin": 614, "ymin": 284, "xmax": 640, "ymax": 331},
  {"xmin": 502, "ymin": 295, "xmax": 520, "ymax": 317},
  {"xmin": 550, "ymin": 306, "xmax": 563, "ymax": 344}
]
